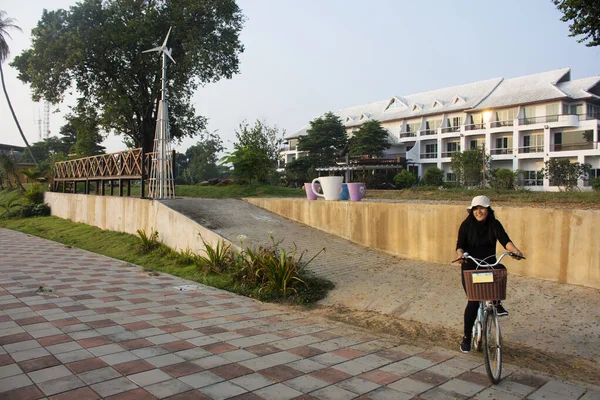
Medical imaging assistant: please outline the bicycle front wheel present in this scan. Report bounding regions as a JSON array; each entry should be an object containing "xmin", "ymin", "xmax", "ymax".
[{"xmin": 483, "ymin": 309, "xmax": 502, "ymax": 384}]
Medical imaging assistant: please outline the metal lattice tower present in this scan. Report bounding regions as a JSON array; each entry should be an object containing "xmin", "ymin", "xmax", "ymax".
[
  {"xmin": 43, "ymin": 101, "xmax": 51, "ymax": 139},
  {"xmin": 144, "ymin": 27, "xmax": 175, "ymax": 199}
]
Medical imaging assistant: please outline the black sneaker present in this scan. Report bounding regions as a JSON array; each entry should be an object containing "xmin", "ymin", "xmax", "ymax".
[
  {"xmin": 496, "ymin": 302, "xmax": 508, "ymax": 316},
  {"xmin": 460, "ymin": 336, "xmax": 471, "ymax": 353}
]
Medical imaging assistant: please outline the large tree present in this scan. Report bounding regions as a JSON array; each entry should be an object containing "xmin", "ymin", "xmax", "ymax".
[
  {"xmin": 554, "ymin": 0, "xmax": 600, "ymax": 47},
  {"xmin": 0, "ymin": 11, "xmax": 37, "ymax": 165},
  {"xmin": 185, "ymin": 132, "xmax": 224, "ymax": 183},
  {"xmin": 348, "ymin": 119, "xmax": 391, "ymax": 158},
  {"xmin": 223, "ymin": 120, "xmax": 284, "ymax": 183},
  {"xmin": 63, "ymin": 101, "xmax": 106, "ymax": 157},
  {"xmin": 11, "ymin": 0, "xmax": 245, "ymax": 153},
  {"xmin": 298, "ymin": 112, "xmax": 348, "ymax": 168}
]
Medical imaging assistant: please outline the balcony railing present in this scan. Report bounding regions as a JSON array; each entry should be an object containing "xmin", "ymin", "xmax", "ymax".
[
  {"xmin": 441, "ymin": 151, "xmax": 460, "ymax": 158},
  {"xmin": 420, "ymin": 152, "xmax": 437, "ymax": 159},
  {"xmin": 519, "ymin": 115, "xmax": 560, "ymax": 125},
  {"xmin": 517, "ymin": 146, "xmax": 544, "ymax": 154},
  {"xmin": 490, "ymin": 148, "xmax": 513, "ymax": 155},
  {"xmin": 579, "ymin": 113, "xmax": 600, "ymax": 121},
  {"xmin": 491, "ymin": 120, "xmax": 514, "ymax": 128},
  {"xmin": 421, "ymin": 129, "xmax": 437, "ymax": 136},
  {"xmin": 465, "ymin": 123, "xmax": 485, "ymax": 131},
  {"xmin": 441, "ymin": 126, "xmax": 461, "ymax": 133},
  {"xmin": 279, "ymin": 144, "xmax": 297, "ymax": 152},
  {"xmin": 550, "ymin": 142, "xmax": 596, "ymax": 152},
  {"xmin": 399, "ymin": 131, "xmax": 417, "ymax": 138}
]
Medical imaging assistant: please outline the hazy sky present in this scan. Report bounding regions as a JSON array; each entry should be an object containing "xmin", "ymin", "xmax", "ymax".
[{"xmin": 1, "ymin": 0, "xmax": 599, "ymax": 155}]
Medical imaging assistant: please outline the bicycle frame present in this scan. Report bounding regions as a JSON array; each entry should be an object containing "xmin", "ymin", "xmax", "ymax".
[{"xmin": 453, "ymin": 251, "xmax": 525, "ymax": 384}]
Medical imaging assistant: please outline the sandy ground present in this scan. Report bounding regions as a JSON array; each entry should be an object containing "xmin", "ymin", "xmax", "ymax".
[{"xmin": 162, "ymin": 198, "xmax": 600, "ymax": 383}]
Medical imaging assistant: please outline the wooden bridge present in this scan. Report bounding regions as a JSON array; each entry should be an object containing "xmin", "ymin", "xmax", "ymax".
[{"xmin": 52, "ymin": 148, "xmax": 158, "ymax": 197}]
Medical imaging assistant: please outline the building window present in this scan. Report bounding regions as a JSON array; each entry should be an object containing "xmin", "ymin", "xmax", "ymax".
[
  {"xmin": 585, "ymin": 169, "xmax": 600, "ymax": 186},
  {"xmin": 424, "ymin": 119, "xmax": 442, "ymax": 134},
  {"xmin": 493, "ymin": 137, "xmax": 512, "ymax": 154},
  {"xmin": 522, "ymin": 134, "xmax": 543, "ymax": 153},
  {"xmin": 588, "ymin": 104, "xmax": 600, "ymax": 119},
  {"xmin": 493, "ymin": 108, "xmax": 516, "ymax": 127},
  {"xmin": 446, "ymin": 172, "xmax": 456, "ymax": 182},
  {"xmin": 421, "ymin": 143, "xmax": 438, "ymax": 159},
  {"xmin": 523, "ymin": 170, "xmax": 543, "ymax": 186},
  {"xmin": 470, "ymin": 140, "xmax": 479, "ymax": 150},
  {"xmin": 407, "ymin": 122, "xmax": 421, "ymax": 133},
  {"xmin": 522, "ymin": 106, "xmax": 537, "ymax": 124},
  {"xmin": 563, "ymin": 103, "xmax": 583, "ymax": 115}
]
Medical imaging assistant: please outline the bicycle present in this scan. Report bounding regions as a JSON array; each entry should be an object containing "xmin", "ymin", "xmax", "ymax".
[{"xmin": 452, "ymin": 251, "xmax": 525, "ymax": 384}]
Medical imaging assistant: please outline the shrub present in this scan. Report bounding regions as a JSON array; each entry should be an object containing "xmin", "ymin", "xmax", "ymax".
[
  {"xmin": 591, "ymin": 177, "xmax": 600, "ymax": 191},
  {"xmin": 23, "ymin": 183, "xmax": 45, "ymax": 205},
  {"xmin": 136, "ymin": 229, "xmax": 160, "ymax": 252},
  {"xmin": 21, "ymin": 203, "xmax": 51, "ymax": 217},
  {"xmin": 393, "ymin": 170, "xmax": 416, "ymax": 189},
  {"xmin": 490, "ymin": 168, "xmax": 515, "ymax": 190},
  {"xmin": 195, "ymin": 236, "xmax": 233, "ymax": 274},
  {"xmin": 422, "ymin": 167, "xmax": 444, "ymax": 186}
]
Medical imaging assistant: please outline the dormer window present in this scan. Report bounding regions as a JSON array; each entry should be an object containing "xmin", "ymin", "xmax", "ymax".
[
  {"xmin": 345, "ymin": 116, "xmax": 354, "ymax": 123},
  {"xmin": 432, "ymin": 100, "xmax": 444, "ymax": 108},
  {"xmin": 411, "ymin": 103, "xmax": 423, "ymax": 112},
  {"xmin": 384, "ymin": 96, "xmax": 407, "ymax": 111},
  {"xmin": 452, "ymin": 95, "xmax": 466, "ymax": 105},
  {"xmin": 360, "ymin": 113, "xmax": 369, "ymax": 120}
]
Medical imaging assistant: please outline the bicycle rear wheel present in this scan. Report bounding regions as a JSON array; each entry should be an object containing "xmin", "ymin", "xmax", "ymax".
[{"xmin": 483, "ymin": 308, "xmax": 502, "ymax": 383}]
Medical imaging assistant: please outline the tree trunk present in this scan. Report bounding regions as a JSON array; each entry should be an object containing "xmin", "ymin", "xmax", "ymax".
[{"xmin": 0, "ymin": 63, "xmax": 38, "ymax": 165}]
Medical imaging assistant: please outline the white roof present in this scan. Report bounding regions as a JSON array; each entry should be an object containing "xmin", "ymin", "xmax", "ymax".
[
  {"xmin": 556, "ymin": 76, "xmax": 600, "ymax": 99},
  {"xmin": 286, "ymin": 68, "xmax": 599, "ymax": 139}
]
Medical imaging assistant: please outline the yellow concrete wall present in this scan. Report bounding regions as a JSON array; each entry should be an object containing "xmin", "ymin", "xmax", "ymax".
[
  {"xmin": 245, "ymin": 198, "xmax": 600, "ymax": 290},
  {"xmin": 45, "ymin": 193, "xmax": 238, "ymax": 255}
]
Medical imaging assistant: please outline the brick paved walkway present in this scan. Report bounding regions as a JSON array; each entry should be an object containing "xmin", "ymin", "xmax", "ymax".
[{"xmin": 0, "ymin": 228, "xmax": 598, "ymax": 400}]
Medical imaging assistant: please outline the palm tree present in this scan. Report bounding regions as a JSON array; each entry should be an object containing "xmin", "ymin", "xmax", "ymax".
[{"xmin": 0, "ymin": 10, "xmax": 37, "ymax": 165}]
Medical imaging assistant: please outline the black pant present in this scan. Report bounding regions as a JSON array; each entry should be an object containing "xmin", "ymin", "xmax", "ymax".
[{"xmin": 461, "ymin": 264, "xmax": 506, "ymax": 338}]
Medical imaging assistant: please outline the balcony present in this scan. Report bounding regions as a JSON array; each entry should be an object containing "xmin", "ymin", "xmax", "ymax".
[
  {"xmin": 465, "ymin": 123, "xmax": 485, "ymax": 131},
  {"xmin": 279, "ymin": 144, "xmax": 297, "ymax": 152},
  {"xmin": 420, "ymin": 152, "xmax": 437, "ymax": 159},
  {"xmin": 519, "ymin": 115, "xmax": 559, "ymax": 125},
  {"xmin": 441, "ymin": 151, "xmax": 459, "ymax": 158},
  {"xmin": 421, "ymin": 129, "xmax": 437, "ymax": 136},
  {"xmin": 490, "ymin": 148, "xmax": 513, "ymax": 155},
  {"xmin": 491, "ymin": 120, "xmax": 514, "ymax": 128},
  {"xmin": 579, "ymin": 113, "xmax": 600, "ymax": 121},
  {"xmin": 441, "ymin": 126, "xmax": 461, "ymax": 133},
  {"xmin": 399, "ymin": 131, "xmax": 417, "ymax": 138},
  {"xmin": 517, "ymin": 146, "xmax": 544, "ymax": 154},
  {"xmin": 550, "ymin": 142, "xmax": 597, "ymax": 152}
]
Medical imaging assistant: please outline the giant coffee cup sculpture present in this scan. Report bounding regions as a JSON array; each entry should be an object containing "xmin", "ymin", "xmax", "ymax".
[
  {"xmin": 311, "ymin": 176, "xmax": 343, "ymax": 201},
  {"xmin": 346, "ymin": 182, "xmax": 367, "ymax": 201}
]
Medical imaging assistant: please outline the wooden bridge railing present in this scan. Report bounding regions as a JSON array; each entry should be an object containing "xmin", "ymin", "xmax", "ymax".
[{"xmin": 52, "ymin": 148, "xmax": 157, "ymax": 197}]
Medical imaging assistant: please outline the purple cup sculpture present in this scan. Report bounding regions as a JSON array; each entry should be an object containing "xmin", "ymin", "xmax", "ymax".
[{"xmin": 347, "ymin": 182, "xmax": 367, "ymax": 201}]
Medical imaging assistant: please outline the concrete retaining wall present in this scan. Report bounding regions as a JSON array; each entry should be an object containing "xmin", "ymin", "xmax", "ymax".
[
  {"xmin": 245, "ymin": 198, "xmax": 600, "ymax": 290},
  {"xmin": 45, "ymin": 193, "xmax": 237, "ymax": 255}
]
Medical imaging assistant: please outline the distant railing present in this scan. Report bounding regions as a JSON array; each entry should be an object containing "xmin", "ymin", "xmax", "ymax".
[
  {"xmin": 578, "ymin": 113, "xmax": 600, "ymax": 121},
  {"xmin": 490, "ymin": 148, "xmax": 513, "ymax": 155},
  {"xmin": 441, "ymin": 126, "xmax": 461, "ymax": 133},
  {"xmin": 420, "ymin": 152, "xmax": 437, "ymax": 159},
  {"xmin": 517, "ymin": 146, "xmax": 544, "ymax": 154},
  {"xmin": 491, "ymin": 120, "xmax": 514, "ymax": 128},
  {"xmin": 519, "ymin": 115, "xmax": 559, "ymax": 125},
  {"xmin": 441, "ymin": 151, "xmax": 460, "ymax": 158},
  {"xmin": 550, "ymin": 142, "xmax": 596, "ymax": 152},
  {"xmin": 399, "ymin": 131, "xmax": 417, "ymax": 138},
  {"xmin": 524, "ymin": 179, "xmax": 544, "ymax": 186},
  {"xmin": 421, "ymin": 129, "xmax": 437, "ymax": 136},
  {"xmin": 464, "ymin": 123, "xmax": 485, "ymax": 131},
  {"xmin": 54, "ymin": 148, "xmax": 152, "ymax": 180}
]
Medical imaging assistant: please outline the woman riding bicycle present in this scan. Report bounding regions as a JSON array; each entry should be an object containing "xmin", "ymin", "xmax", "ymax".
[{"xmin": 456, "ymin": 195, "xmax": 523, "ymax": 353}]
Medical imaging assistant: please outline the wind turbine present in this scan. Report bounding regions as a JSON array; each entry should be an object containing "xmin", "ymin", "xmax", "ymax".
[{"xmin": 144, "ymin": 27, "xmax": 175, "ymax": 200}]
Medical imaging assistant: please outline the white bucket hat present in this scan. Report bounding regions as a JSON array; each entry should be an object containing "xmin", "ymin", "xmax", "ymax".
[{"xmin": 467, "ymin": 195, "xmax": 491, "ymax": 210}]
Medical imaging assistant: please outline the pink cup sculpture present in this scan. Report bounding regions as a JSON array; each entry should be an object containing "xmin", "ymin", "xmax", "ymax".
[
  {"xmin": 305, "ymin": 183, "xmax": 321, "ymax": 200},
  {"xmin": 347, "ymin": 182, "xmax": 367, "ymax": 201}
]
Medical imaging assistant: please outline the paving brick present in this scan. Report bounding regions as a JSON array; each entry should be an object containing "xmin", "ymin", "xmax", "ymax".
[
  {"xmin": 311, "ymin": 385, "xmax": 357, "ymax": 400},
  {"xmin": 230, "ymin": 372, "xmax": 275, "ymax": 392},
  {"xmin": 4, "ymin": 340, "xmax": 41, "ymax": 353},
  {"xmin": 0, "ymin": 332, "xmax": 34, "ymax": 346},
  {"xmin": 48, "ymin": 386, "xmax": 100, "ymax": 400},
  {"xmin": 166, "ymin": 391, "xmax": 212, "ymax": 400},
  {"xmin": 145, "ymin": 379, "xmax": 193, "ymax": 399},
  {"xmin": 65, "ymin": 357, "xmax": 108, "ymax": 374},
  {"xmin": 198, "ymin": 381, "xmax": 247, "ymax": 400},
  {"xmin": 359, "ymin": 369, "xmax": 402, "ymax": 386},
  {"xmin": 77, "ymin": 336, "xmax": 113, "ymax": 348},
  {"xmin": 178, "ymin": 371, "xmax": 224, "ymax": 389},
  {"xmin": 0, "ymin": 384, "xmax": 44, "ymax": 400},
  {"xmin": 38, "ymin": 334, "xmax": 74, "ymax": 347},
  {"xmin": 90, "ymin": 377, "xmax": 139, "ymax": 397},
  {"xmin": 104, "ymin": 388, "xmax": 156, "ymax": 400},
  {"xmin": 284, "ymin": 375, "xmax": 329, "ymax": 393},
  {"xmin": 0, "ymin": 354, "xmax": 14, "ymax": 367},
  {"xmin": 29, "ymin": 365, "xmax": 73, "ymax": 384},
  {"xmin": 76, "ymin": 366, "xmax": 122, "ymax": 385},
  {"xmin": 112, "ymin": 359, "xmax": 156, "ymax": 375},
  {"xmin": 127, "ymin": 369, "xmax": 172, "ymax": 387},
  {"xmin": 253, "ymin": 382, "xmax": 303, "ymax": 400},
  {"xmin": 18, "ymin": 355, "xmax": 62, "ymax": 373},
  {"xmin": 0, "ymin": 363, "xmax": 23, "ymax": 378},
  {"xmin": 37, "ymin": 375, "xmax": 86, "ymax": 396},
  {"xmin": 160, "ymin": 362, "xmax": 204, "ymax": 378}
]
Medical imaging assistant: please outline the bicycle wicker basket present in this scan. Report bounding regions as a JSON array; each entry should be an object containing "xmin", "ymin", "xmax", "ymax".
[{"xmin": 463, "ymin": 269, "xmax": 507, "ymax": 301}]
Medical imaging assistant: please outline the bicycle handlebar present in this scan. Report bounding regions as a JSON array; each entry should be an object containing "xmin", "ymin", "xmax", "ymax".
[{"xmin": 452, "ymin": 251, "xmax": 526, "ymax": 268}]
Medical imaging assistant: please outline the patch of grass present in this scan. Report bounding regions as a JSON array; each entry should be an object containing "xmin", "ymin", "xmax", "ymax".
[{"xmin": 0, "ymin": 216, "xmax": 332, "ymax": 305}]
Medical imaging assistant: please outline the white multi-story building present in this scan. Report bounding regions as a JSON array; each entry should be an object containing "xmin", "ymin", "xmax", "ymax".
[{"xmin": 281, "ymin": 68, "xmax": 600, "ymax": 190}]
